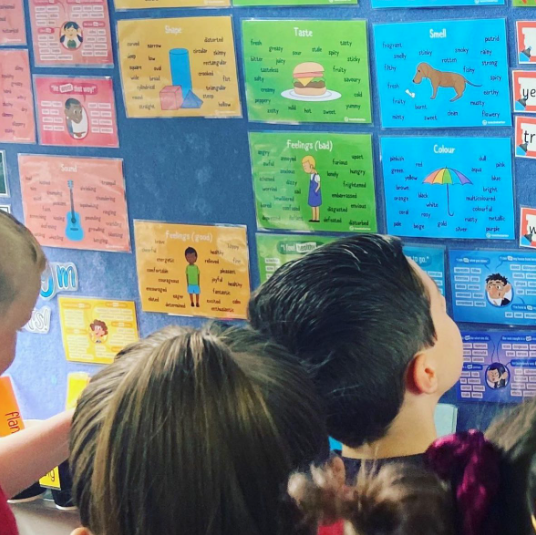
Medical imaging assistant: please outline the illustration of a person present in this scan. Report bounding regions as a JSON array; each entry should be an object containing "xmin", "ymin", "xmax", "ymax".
[
  {"xmin": 485, "ymin": 273, "xmax": 513, "ymax": 307},
  {"xmin": 302, "ymin": 155, "xmax": 322, "ymax": 223},
  {"xmin": 64, "ymin": 98, "xmax": 88, "ymax": 140},
  {"xmin": 89, "ymin": 319, "xmax": 108, "ymax": 343},
  {"xmin": 60, "ymin": 21, "xmax": 83, "ymax": 50},
  {"xmin": 185, "ymin": 246, "xmax": 200, "ymax": 308},
  {"xmin": 486, "ymin": 363, "xmax": 508, "ymax": 390}
]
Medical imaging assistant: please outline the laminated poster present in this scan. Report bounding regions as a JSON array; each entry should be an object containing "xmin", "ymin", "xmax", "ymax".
[
  {"xmin": 373, "ymin": 19, "xmax": 511, "ymax": 129},
  {"xmin": 381, "ymin": 136, "xmax": 514, "ymax": 240},
  {"xmin": 512, "ymin": 71, "xmax": 536, "ymax": 113},
  {"xmin": 19, "ymin": 155, "xmax": 131, "ymax": 252},
  {"xmin": 403, "ymin": 244, "xmax": 446, "ymax": 296},
  {"xmin": 235, "ymin": 0, "xmax": 355, "ymax": 6},
  {"xmin": 520, "ymin": 206, "xmax": 536, "ymax": 250},
  {"xmin": 250, "ymin": 132, "xmax": 376, "ymax": 233},
  {"xmin": 117, "ymin": 17, "xmax": 241, "ymax": 119},
  {"xmin": 517, "ymin": 22, "xmax": 536, "ymax": 65},
  {"xmin": 515, "ymin": 116, "xmax": 536, "ymax": 159},
  {"xmin": 459, "ymin": 331, "xmax": 536, "ymax": 404},
  {"xmin": 28, "ymin": 0, "xmax": 113, "ymax": 66},
  {"xmin": 242, "ymin": 20, "xmax": 371, "ymax": 124},
  {"xmin": 135, "ymin": 221, "xmax": 250, "ymax": 320},
  {"xmin": 514, "ymin": 0, "xmax": 536, "ymax": 6},
  {"xmin": 0, "ymin": 0, "xmax": 26, "ymax": 45},
  {"xmin": 0, "ymin": 50, "xmax": 35, "ymax": 144},
  {"xmin": 449, "ymin": 249, "xmax": 536, "ymax": 327},
  {"xmin": 116, "ymin": 0, "xmax": 229, "ymax": 9},
  {"xmin": 59, "ymin": 297, "xmax": 139, "ymax": 365},
  {"xmin": 34, "ymin": 76, "xmax": 119, "ymax": 148},
  {"xmin": 0, "ymin": 151, "xmax": 8, "ymax": 196},
  {"xmin": 373, "ymin": 0, "xmax": 503, "ymax": 5}
]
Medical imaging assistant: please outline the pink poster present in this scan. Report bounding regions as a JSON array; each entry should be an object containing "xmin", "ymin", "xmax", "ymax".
[
  {"xmin": 0, "ymin": 50, "xmax": 35, "ymax": 143},
  {"xmin": 35, "ymin": 76, "xmax": 119, "ymax": 148},
  {"xmin": 28, "ymin": 0, "xmax": 113, "ymax": 66},
  {"xmin": 0, "ymin": 0, "xmax": 26, "ymax": 45},
  {"xmin": 19, "ymin": 155, "xmax": 131, "ymax": 252}
]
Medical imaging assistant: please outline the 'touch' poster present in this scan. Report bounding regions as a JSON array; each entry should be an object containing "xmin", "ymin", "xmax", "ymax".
[{"xmin": 19, "ymin": 155, "xmax": 130, "ymax": 252}]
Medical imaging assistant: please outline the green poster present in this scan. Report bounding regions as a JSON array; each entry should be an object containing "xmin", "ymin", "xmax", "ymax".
[
  {"xmin": 513, "ymin": 0, "xmax": 536, "ymax": 5},
  {"xmin": 250, "ymin": 132, "xmax": 377, "ymax": 233},
  {"xmin": 242, "ymin": 20, "xmax": 371, "ymax": 124},
  {"xmin": 235, "ymin": 0, "xmax": 355, "ymax": 5},
  {"xmin": 0, "ymin": 152, "xmax": 7, "ymax": 197},
  {"xmin": 256, "ymin": 233, "xmax": 335, "ymax": 283}
]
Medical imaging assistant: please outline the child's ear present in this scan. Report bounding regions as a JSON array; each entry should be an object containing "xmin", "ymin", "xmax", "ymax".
[
  {"xmin": 406, "ymin": 352, "xmax": 439, "ymax": 395},
  {"xmin": 71, "ymin": 528, "xmax": 92, "ymax": 535}
]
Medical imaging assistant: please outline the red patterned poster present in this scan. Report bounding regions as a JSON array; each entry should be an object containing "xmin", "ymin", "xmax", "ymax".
[
  {"xmin": 0, "ymin": 0, "xmax": 26, "ymax": 45},
  {"xmin": 35, "ymin": 76, "xmax": 119, "ymax": 147}
]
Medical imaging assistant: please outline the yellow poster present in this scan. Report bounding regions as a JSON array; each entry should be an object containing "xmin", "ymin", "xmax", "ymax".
[
  {"xmin": 59, "ymin": 297, "xmax": 139, "ymax": 365},
  {"xmin": 66, "ymin": 372, "xmax": 91, "ymax": 410},
  {"xmin": 117, "ymin": 17, "xmax": 241, "ymax": 118},
  {"xmin": 115, "ymin": 0, "xmax": 228, "ymax": 10},
  {"xmin": 135, "ymin": 221, "xmax": 250, "ymax": 319},
  {"xmin": 40, "ymin": 467, "xmax": 61, "ymax": 490}
]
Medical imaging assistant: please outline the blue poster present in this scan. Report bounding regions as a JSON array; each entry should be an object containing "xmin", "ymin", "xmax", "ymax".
[
  {"xmin": 449, "ymin": 250, "xmax": 536, "ymax": 326},
  {"xmin": 459, "ymin": 331, "xmax": 536, "ymax": 404},
  {"xmin": 373, "ymin": 19, "xmax": 511, "ymax": 129},
  {"xmin": 404, "ymin": 244, "xmax": 445, "ymax": 295},
  {"xmin": 381, "ymin": 136, "xmax": 514, "ymax": 240},
  {"xmin": 372, "ymin": 0, "xmax": 503, "ymax": 6}
]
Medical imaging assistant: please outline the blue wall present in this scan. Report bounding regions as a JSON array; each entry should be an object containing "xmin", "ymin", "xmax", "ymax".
[{"xmin": 3, "ymin": 0, "xmax": 533, "ymax": 432}]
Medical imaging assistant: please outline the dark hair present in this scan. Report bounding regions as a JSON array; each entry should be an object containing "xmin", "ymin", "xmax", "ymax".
[
  {"xmin": 249, "ymin": 234, "xmax": 436, "ymax": 447},
  {"xmin": 89, "ymin": 319, "xmax": 108, "ymax": 335},
  {"xmin": 65, "ymin": 98, "xmax": 81, "ymax": 109},
  {"xmin": 486, "ymin": 274, "xmax": 508, "ymax": 285},
  {"xmin": 185, "ymin": 246, "xmax": 197, "ymax": 256},
  {"xmin": 488, "ymin": 363, "xmax": 506, "ymax": 375},
  {"xmin": 63, "ymin": 21, "xmax": 80, "ymax": 30}
]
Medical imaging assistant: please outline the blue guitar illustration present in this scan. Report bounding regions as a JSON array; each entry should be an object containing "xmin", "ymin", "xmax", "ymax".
[{"xmin": 65, "ymin": 180, "xmax": 84, "ymax": 241}]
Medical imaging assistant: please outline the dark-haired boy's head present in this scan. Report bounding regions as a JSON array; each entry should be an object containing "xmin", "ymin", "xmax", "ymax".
[{"xmin": 249, "ymin": 234, "xmax": 463, "ymax": 448}]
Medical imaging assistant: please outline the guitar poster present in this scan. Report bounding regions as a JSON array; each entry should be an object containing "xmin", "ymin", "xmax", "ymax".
[
  {"xmin": 59, "ymin": 297, "xmax": 139, "ymax": 364},
  {"xmin": 34, "ymin": 76, "xmax": 119, "ymax": 148},
  {"xmin": 19, "ymin": 155, "xmax": 130, "ymax": 252},
  {"xmin": 135, "ymin": 221, "xmax": 250, "ymax": 320}
]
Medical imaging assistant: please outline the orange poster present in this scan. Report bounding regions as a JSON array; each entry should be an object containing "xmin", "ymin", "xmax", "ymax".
[
  {"xmin": 135, "ymin": 221, "xmax": 250, "ymax": 319},
  {"xmin": 0, "ymin": 0, "xmax": 26, "ymax": 45},
  {"xmin": 19, "ymin": 155, "xmax": 130, "ymax": 252}
]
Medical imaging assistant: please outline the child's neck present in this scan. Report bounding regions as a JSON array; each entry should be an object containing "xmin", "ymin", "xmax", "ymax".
[{"xmin": 341, "ymin": 400, "xmax": 438, "ymax": 460}]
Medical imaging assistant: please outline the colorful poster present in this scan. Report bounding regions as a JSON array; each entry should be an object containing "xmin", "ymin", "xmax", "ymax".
[
  {"xmin": 515, "ymin": 116, "xmax": 536, "ymax": 159},
  {"xmin": 0, "ymin": 151, "xmax": 8, "ymax": 196},
  {"xmin": 373, "ymin": 0, "xmax": 502, "ymax": 5},
  {"xmin": 19, "ymin": 155, "xmax": 130, "ymax": 252},
  {"xmin": 517, "ymin": 22, "xmax": 536, "ymax": 64},
  {"xmin": 512, "ymin": 71, "xmax": 536, "ymax": 113},
  {"xmin": 403, "ymin": 244, "xmax": 445, "ymax": 295},
  {"xmin": 0, "ymin": 0, "xmax": 26, "ymax": 45},
  {"xmin": 28, "ymin": 0, "xmax": 113, "ymax": 66},
  {"xmin": 135, "ymin": 221, "xmax": 250, "ymax": 319},
  {"xmin": 34, "ymin": 76, "xmax": 119, "ymax": 148},
  {"xmin": 59, "ymin": 297, "xmax": 139, "ymax": 365},
  {"xmin": 449, "ymin": 249, "xmax": 536, "ymax": 326},
  {"xmin": 117, "ymin": 17, "xmax": 240, "ymax": 119},
  {"xmin": 373, "ymin": 19, "xmax": 510, "ymax": 129},
  {"xmin": 0, "ymin": 50, "xmax": 35, "ymax": 143},
  {"xmin": 116, "ymin": 0, "xmax": 228, "ymax": 8},
  {"xmin": 514, "ymin": 0, "xmax": 536, "ymax": 6},
  {"xmin": 520, "ymin": 207, "xmax": 536, "ymax": 249},
  {"xmin": 242, "ymin": 20, "xmax": 371, "ymax": 124},
  {"xmin": 250, "ymin": 132, "xmax": 376, "ymax": 233},
  {"xmin": 381, "ymin": 136, "xmax": 514, "ymax": 240},
  {"xmin": 458, "ymin": 331, "xmax": 536, "ymax": 404},
  {"xmin": 235, "ymin": 0, "xmax": 355, "ymax": 5}
]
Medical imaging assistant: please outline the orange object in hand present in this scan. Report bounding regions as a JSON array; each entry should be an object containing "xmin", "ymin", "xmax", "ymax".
[{"xmin": 0, "ymin": 376, "xmax": 25, "ymax": 437}]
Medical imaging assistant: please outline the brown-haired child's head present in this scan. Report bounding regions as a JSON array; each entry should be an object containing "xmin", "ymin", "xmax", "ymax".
[{"xmin": 70, "ymin": 324, "xmax": 327, "ymax": 535}]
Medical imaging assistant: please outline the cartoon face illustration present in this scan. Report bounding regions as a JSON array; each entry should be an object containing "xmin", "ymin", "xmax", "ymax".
[
  {"xmin": 60, "ymin": 22, "xmax": 83, "ymax": 50},
  {"xmin": 185, "ymin": 249, "xmax": 197, "ymax": 265},
  {"xmin": 302, "ymin": 158, "xmax": 314, "ymax": 174},
  {"xmin": 89, "ymin": 319, "xmax": 108, "ymax": 343},
  {"xmin": 65, "ymin": 99, "xmax": 83, "ymax": 124},
  {"xmin": 64, "ymin": 98, "xmax": 88, "ymax": 140},
  {"xmin": 485, "ymin": 274, "xmax": 512, "ymax": 307},
  {"xmin": 486, "ymin": 363, "xmax": 508, "ymax": 390}
]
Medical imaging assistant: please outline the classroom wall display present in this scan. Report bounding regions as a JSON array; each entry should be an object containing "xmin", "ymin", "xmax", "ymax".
[
  {"xmin": 403, "ymin": 244, "xmax": 446, "ymax": 296},
  {"xmin": 59, "ymin": 297, "xmax": 139, "ymax": 365},
  {"xmin": 134, "ymin": 221, "xmax": 250, "ymax": 320},
  {"xmin": 0, "ymin": 50, "xmax": 35, "ymax": 144},
  {"xmin": 0, "ymin": 151, "xmax": 8, "ymax": 196},
  {"xmin": 34, "ymin": 77, "xmax": 119, "ymax": 148},
  {"xmin": 373, "ymin": 19, "xmax": 510, "ymax": 129},
  {"xmin": 40, "ymin": 262, "xmax": 78, "ymax": 300},
  {"xmin": 449, "ymin": 249, "xmax": 536, "ymax": 326},
  {"xmin": 0, "ymin": 0, "xmax": 26, "ymax": 45},
  {"xmin": 459, "ymin": 331, "xmax": 536, "ymax": 404},
  {"xmin": 517, "ymin": 21, "xmax": 536, "ymax": 64},
  {"xmin": 250, "ymin": 132, "xmax": 376, "ymax": 233},
  {"xmin": 515, "ymin": 116, "xmax": 536, "ymax": 159},
  {"xmin": 115, "ymin": 0, "xmax": 229, "ymax": 8},
  {"xmin": 19, "ymin": 155, "xmax": 130, "ymax": 252},
  {"xmin": 380, "ymin": 136, "xmax": 514, "ymax": 240},
  {"xmin": 28, "ymin": 0, "xmax": 113, "ymax": 67},
  {"xmin": 235, "ymin": 0, "xmax": 355, "ymax": 6},
  {"xmin": 512, "ymin": 71, "xmax": 536, "ymax": 114},
  {"xmin": 117, "ymin": 17, "xmax": 241, "ymax": 119},
  {"xmin": 23, "ymin": 307, "xmax": 51, "ymax": 334},
  {"xmin": 514, "ymin": 0, "xmax": 536, "ymax": 5},
  {"xmin": 373, "ymin": 0, "xmax": 503, "ymax": 5},
  {"xmin": 242, "ymin": 20, "xmax": 371, "ymax": 124},
  {"xmin": 520, "ymin": 207, "xmax": 536, "ymax": 249}
]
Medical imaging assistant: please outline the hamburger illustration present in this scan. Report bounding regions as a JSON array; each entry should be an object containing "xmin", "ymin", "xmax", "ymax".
[{"xmin": 293, "ymin": 62, "xmax": 327, "ymax": 97}]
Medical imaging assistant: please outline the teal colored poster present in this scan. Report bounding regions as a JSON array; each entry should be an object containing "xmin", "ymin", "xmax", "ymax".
[
  {"xmin": 0, "ymin": 152, "xmax": 8, "ymax": 197},
  {"xmin": 404, "ymin": 244, "xmax": 445, "ymax": 295},
  {"xmin": 242, "ymin": 20, "xmax": 372, "ymax": 124}
]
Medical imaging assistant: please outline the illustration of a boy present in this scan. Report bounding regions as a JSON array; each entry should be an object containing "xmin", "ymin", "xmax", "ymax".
[
  {"xmin": 185, "ymin": 247, "xmax": 200, "ymax": 308},
  {"xmin": 64, "ymin": 98, "xmax": 88, "ymax": 139},
  {"xmin": 89, "ymin": 319, "xmax": 108, "ymax": 343},
  {"xmin": 485, "ymin": 273, "xmax": 512, "ymax": 307}
]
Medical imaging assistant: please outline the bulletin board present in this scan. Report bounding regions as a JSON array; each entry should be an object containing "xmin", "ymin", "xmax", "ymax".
[{"xmin": 2, "ymin": 0, "xmax": 535, "ymax": 435}]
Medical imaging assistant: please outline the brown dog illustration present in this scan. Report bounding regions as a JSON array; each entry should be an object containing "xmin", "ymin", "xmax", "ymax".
[{"xmin": 413, "ymin": 62, "xmax": 481, "ymax": 102}]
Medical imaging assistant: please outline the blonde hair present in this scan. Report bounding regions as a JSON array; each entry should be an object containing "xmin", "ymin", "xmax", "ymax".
[
  {"xmin": 302, "ymin": 155, "xmax": 316, "ymax": 171},
  {"xmin": 70, "ymin": 324, "xmax": 327, "ymax": 535},
  {"xmin": 0, "ymin": 211, "xmax": 46, "ymax": 314}
]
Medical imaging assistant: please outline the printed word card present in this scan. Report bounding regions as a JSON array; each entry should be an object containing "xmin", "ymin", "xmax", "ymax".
[
  {"xmin": 515, "ymin": 116, "xmax": 536, "ymax": 159},
  {"xmin": 449, "ymin": 249, "xmax": 536, "ymax": 326},
  {"xmin": 118, "ymin": 17, "xmax": 240, "ymax": 119},
  {"xmin": 242, "ymin": 20, "xmax": 371, "ymax": 124},
  {"xmin": 135, "ymin": 221, "xmax": 250, "ymax": 320},
  {"xmin": 19, "ymin": 155, "xmax": 130, "ymax": 252},
  {"xmin": 404, "ymin": 244, "xmax": 446, "ymax": 295},
  {"xmin": 0, "ymin": 0, "xmax": 25, "ymax": 45},
  {"xmin": 520, "ymin": 207, "xmax": 536, "ymax": 250},
  {"xmin": 512, "ymin": 71, "xmax": 536, "ymax": 114},
  {"xmin": 374, "ymin": 19, "xmax": 510, "ymax": 128},
  {"xmin": 381, "ymin": 136, "xmax": 514, "ymax": 240},
  {"xmin": 250, "ymin": 132, "xmax": 376, "ymax": 233},
  {"xmin": 28, "ymin": 0, "xmax": 113, "ymax": 66},
  {"xmin": 373, "ymin": 0, "xmax": 503, "ymax": 5},
  {"xmin": 459, "ymin": 331, "xmax": 536, "ymax": 404},
  {"xmin": 0, "ymin": 50, "xmax": 35, "ymax": 143},
  {"xmin": 59, "ymin": 297, "xmax": 139, "ymax": 365},
  {"xmin": 517, "ymin": 22, "xmax": 536, "ymax": 65},
  {"xmin": 35, "ymin": 76, "xmax": 118, "ymax": 148}
]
